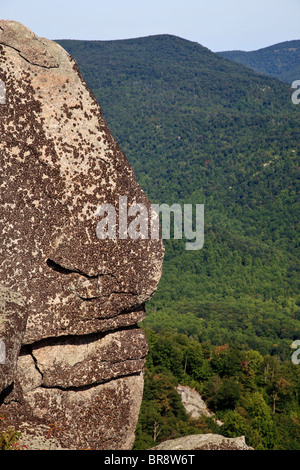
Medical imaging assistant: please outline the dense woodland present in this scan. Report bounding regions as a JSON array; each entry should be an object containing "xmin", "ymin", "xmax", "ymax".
[
  {"xmin": 56, "ymin": 35, "xmax": 300, "ymax": 449},
  {"xmin": 133, "ymin": 329, "xmax": 300, "ymax": 450},
  {"xmin": 218, "ymin": 40, "xmax": 300, "ymax": 84}
]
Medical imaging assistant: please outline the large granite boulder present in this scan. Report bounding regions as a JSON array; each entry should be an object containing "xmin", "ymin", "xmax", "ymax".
[{"xmin": 0, "ymin": 20, "xmax": 164, "ymax": 450}]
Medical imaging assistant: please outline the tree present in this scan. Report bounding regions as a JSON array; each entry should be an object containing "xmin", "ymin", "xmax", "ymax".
[
  {"xmin": 212, "ymin": 379, "xmax": 241, "ymax": 411},
  {"xmin": 244, "ymin": 392, "xmax": 277, "ymax": 449},
  {"xmin": 221, "ymin": 409, "xmax": 249, "ymax": 438},
  {"xmin": 205, "ymin": 377, "xmax": 240, "ymax": 412}
]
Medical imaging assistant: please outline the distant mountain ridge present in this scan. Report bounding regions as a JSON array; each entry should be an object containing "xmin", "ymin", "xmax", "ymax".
[{"xmin": 218, "ymin": 40, "xmax": 300, "ymax": 83}]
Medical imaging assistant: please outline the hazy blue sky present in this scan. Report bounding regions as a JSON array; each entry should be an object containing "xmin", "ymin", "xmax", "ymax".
[{"xmin": 1, "ymin": 0, "xmax": 299, "ymax": 51}]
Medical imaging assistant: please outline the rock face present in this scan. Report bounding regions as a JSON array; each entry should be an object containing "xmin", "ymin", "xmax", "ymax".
[
  {"xmin": 151, "ymin": 434, "xmax": 253, "ymax": 450},
  {"xmin": 0, "ymin": 21, "xmax": 164, "ymax": 450},
  {"xmin": 176, "ymin": 385, "xmax": 223, "ymax": 426}
]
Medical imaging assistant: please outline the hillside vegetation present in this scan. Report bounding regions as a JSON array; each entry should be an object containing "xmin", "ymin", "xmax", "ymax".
[
  {"xmin": 55, "ymin": 35, "xmax": 300, "ymax": 449},
  {"xmin": 133, "ymin": 329, "xmax": 300, "ymax": 450},
  {"xmin": 218, "ymin": 40, "xmax": 300, "ymax": 84}
]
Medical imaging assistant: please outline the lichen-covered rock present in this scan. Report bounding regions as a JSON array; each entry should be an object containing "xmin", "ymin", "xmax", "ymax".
[
  {"xmin": 0, "ymin": 286, "xmax": 26, "ymax": 393},
  {"xmin": 0, "ymin": 20, "xmax": 164, "ymax": 450},
  {"xmin": 150, "ymin": 434, "xmax": 253, "ymax": 450}
]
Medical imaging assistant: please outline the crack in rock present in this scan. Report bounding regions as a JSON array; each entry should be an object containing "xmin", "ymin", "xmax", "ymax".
[
  {"xmin": 38, "ymin": 370, "xmax": 143, "ymax": 392},
  {"xmin": 46, "ymin": 258, "xmax": 116, "ymax": 279}
]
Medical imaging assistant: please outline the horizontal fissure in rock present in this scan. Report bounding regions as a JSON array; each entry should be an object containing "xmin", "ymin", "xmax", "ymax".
[
  {"xmin": 46, "ymin": 258, "xmax": 116, "ymax": 280},
  {"xmin": 38, "ymin": 370, "xmax": 143, "ymax": 392},
  {"xmin": 20, "ymin": 323, "xmax": 143, "ymax": 351}
]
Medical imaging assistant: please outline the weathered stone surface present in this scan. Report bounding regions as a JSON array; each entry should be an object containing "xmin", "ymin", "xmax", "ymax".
[
  {"xmin": 18, "ymin": 328, "xmax": 148, "ymax": 389},
  {"xmin": 8, "ymin": 374, "xmax": 145, "ymax": 450},
  {"xmin": 0, "ymin": 285, "xmax": 27, "ymax": 392},
  {"xmin": 0, "ymin": 20, "xmax": 164, "ymax": 449},
  {"xmin": 150, "ymin": 434, "xmax": 254, "ymax": 450},
  {"xmin": 176, "ymin": 384, "xmax": 223, "ymax": 426}
]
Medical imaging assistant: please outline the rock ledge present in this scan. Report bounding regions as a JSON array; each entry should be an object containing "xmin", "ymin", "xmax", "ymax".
[{"xmin": 151, "ymin": 433, "xmax": 253, "ymax": 450}]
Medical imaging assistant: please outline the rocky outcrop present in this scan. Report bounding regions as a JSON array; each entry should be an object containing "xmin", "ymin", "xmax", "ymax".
[
  {"xmin": 151, "ymin": 434, "xmax": 253, "ymax": 450},
  {"xmin": 176, "ymin": 385, "xmax": 223, "ymax": 426},
  {"xmin": 0, "ymin": 21, "xmax": 164, "ymax": 450}
]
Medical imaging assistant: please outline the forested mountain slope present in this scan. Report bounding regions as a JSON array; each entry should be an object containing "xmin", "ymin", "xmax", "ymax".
[
  {"xmin": 56, "ymin": 35, "xmax": 300, "ymax": 358},
  {"xmin": 218, "ymin": 40, "xmax": 300, "ymax": 84}
]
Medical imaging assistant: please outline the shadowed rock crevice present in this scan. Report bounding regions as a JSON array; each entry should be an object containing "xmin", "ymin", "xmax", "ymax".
[
  {"xmin": 21, "ymin": 323, "xmax": 144, "ymax": 350},
  {"xmin": 46, "ymin": 258, "xmax": 116, "ymax": 279},
  {"xmin": 0, "ymin": 383, "xmax": 14, "ymax": 407}
]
